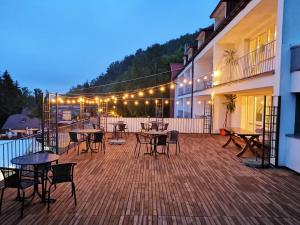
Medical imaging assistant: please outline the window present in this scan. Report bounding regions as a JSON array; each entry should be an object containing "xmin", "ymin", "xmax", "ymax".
[{"xmin": 295, "ymin": 94, "xmax": 300, "ymax": 134}]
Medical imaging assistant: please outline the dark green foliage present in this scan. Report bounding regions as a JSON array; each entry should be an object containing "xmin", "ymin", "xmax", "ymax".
[
  {"xmin": 0, "ymin": 70, "xmax": 42, "ymax": 127},
  {"xmin": 69, "ymin": 31, "xmax": 198, "ymax": 117}
]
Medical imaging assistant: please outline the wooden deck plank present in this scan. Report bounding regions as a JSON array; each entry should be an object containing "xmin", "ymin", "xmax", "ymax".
[{"xmin": 0, "ymin": 134, "xmax": 300, "ymax": 225}]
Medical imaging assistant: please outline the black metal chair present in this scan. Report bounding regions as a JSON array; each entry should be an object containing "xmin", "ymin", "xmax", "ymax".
[
  {"xmin": 163, "ymin": 123, "xmax": 169, "ymax": 131},
  {"xmin": 167, "ymin": 130, "xmax": 180, "ymax": 155},
  {"xmin": 141, "ymin": 123, "xmax": 146, "ymax": 131},
  {"xmin": 91, "ymin": 132, "xmax": 105, "ymax": 154},
  {"xmin": 150, "ymin": 122, "xmax": 158, "ymax": 131},
  {"xmin": 46, "ymin": 163, "xmax": 77, "ymax": 212},
  {"xmin": 92, "ymin": 124, "xmax": 97, "ymax": 129},
  {"xmin": 134, "ymin": 133, "xmax": 151, "ymax": 156},
  {"xmin": 117, "ymin": 123, "xmax": 127, "ymax": 138},
  {"xmin": 0, "ymin": 167, "xmax": 36, "ymax": 217},
  {"xmin": 67, "ymin": 132, "xmax": 85, "ymax": 155},
  {"xmin": 155, "ymin": 135, "xmax": 168, "ymax": 157}
]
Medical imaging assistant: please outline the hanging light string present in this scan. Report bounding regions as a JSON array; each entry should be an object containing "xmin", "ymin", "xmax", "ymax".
[{"xmin": 70, "ymin": 67, "xmax": 183, "ymax": 92}]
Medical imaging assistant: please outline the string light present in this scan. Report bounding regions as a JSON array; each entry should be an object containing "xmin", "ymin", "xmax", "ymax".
[
  {"xmin": 188, "ymin": 81, "xmax": 192, "ymax": 85},
  {"xmin": 160, "ymin": 86, "xmax": 165, "ymax": 92},
  {"xmin": 67, "ymin": 100, "xmax": 71, "ymax": 104},
  {"xmin": 164, "ymin": 100, "xmax": 169, "ymax": 104},
  {"xmin": 176, "ymin": 101, "xmax": 179, "ymax": 105},
  {"xmin": 113, "ymin": 106, "xmax": 116, "ymax": 109},
  {"xmin": 51, "ymin": 99, "xmax": 56, "ymax": 103},
  {"xmin": 197, "ymin": 79, "xmax": 201, "ymax": 83},
  {"xmin": 155, "ymin": 99, "xmax": 158, "ymax": 104},
  {"xmin": 124, "ymin": 101, "xmax": 128, "ymax": 105},
  {"xmin": 187, "ymin": 101, "xmax": 191, "ymax": 105},
  {"xmin": 204, "ymin": 76, "xmax": 207, "ymax": 80},
  {"xmin": 72, "ymin": 100, "xmax": 76, "ymax": 104},
  {"xmin": 179, "ymin": 83, "xmax": 183, "ymax": 87},
  {"xmin": 134, "ymin": 101, "xmax": 139, "ymax": 105},
  {"xmin": 183, "ymin": 79, "xmax": 187, "ymax": 83},
  {"xmin": 170, "ymin": 84, "xmax": 175, "ymax": 89},
  {"xmin": 131, "ymin": 94, "xmax": 135, "ymax": 98},
  {"xmin": 113, "ymin": 100, "xmax": 117, "ymax": 104},
  {"xmin": 198, "ymin": 100, "xmax": 201, "ymax": 104},
  {"xmin": 145, "ymin": 100, "xmax": 149, "ymax": 105},
  {"xmin": 138, "ymin": 91, "xmax": 144, "ymax": 97},
  {"xmin": 149, "ymin": 89, "xmax": 154, "ymax": 95}
]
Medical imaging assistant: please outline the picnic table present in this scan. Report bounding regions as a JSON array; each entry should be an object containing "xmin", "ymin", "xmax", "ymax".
[{"xmin": 222, "ymin": 128, "xmax": 262, "ymax": 157}]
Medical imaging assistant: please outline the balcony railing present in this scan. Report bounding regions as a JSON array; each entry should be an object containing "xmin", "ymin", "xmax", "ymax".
[
  {"xmin": 216, "ymin": 40, "xmax": 276, "ymax": 85},
  {"xmin": 194, "ymin": 73, "xmax": 213, "ymax": 92}
]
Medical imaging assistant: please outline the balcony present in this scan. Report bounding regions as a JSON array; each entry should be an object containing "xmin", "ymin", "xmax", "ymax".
[
  {"xmin": 194, "ymin": 74, "xmax": 213, "ymax": 92},
  {"xmin": 214, "ymin": 41, "xmax": 276, "ymax": 86}
]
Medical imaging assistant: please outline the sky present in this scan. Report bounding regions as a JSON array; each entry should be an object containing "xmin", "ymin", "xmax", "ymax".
[{"xmin": 0, "ymin": 0, "xmax": 218, "ymax": 93}]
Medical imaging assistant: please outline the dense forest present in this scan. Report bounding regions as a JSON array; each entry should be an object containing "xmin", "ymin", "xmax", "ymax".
[
  {"xmin": 0, "ymin": 70, "xmax": 43, "ymax": 127},
  {"xmin": 69, "ymin": 31, "xmax": 198, "ymax": 117}
]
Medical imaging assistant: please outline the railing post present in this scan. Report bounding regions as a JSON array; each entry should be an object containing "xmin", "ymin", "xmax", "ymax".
[
  {"xmin": 41, "ymin": 92, "xmax": 45, "ymax": 151},
  {"xmin": 55, "ymin": 93, "xmax": 59, "ymax": 154}
]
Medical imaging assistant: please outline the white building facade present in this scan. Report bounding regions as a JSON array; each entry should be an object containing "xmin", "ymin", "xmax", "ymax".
[{"xmin": 173, "ymin": 0, "xmax": 300, "ymax": 172}]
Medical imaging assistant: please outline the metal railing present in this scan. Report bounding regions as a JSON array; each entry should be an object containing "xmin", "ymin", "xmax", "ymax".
[
  {"xmin": 0, "ymin": 119, "xmax": 89, "ymax": 171},
  {"xmin": 217, "ymin": 40, "xmax": 276, "ymax": 85},
  {"xmin": 194, "ymin": 73, "xmax": 213, "ymax": 92}
]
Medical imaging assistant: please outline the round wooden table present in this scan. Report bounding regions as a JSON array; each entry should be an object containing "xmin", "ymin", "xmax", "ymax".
[{"xmin": 11, "ymin": 152, "xmax": 60, "ymax": 202}]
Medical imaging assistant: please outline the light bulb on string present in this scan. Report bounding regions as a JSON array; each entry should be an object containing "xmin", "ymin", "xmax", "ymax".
[
  {"xmin": 160, "ymin": 86, "xmax": 165, "ymax": 92},
  {"xmin": 164, "ymin": 100, "xmax": 169, "ymax": 104},
  {"xmin": 145, "ymin": 100, "xmax": 149, "ymax": 105},
  {"xmin": 179, "ymin": 83, "xmax": 183, "ymax": 87},
  {"xmin": 170, "ymin": 83, "xmax": 175, "ymax": 89},
  {"xmin": 134, "ymin": 101, "xmax": 139, "ymax": 105},
  {"xmin": 155, "ymin": 99, "xmax": 158, "ymax": 104},
  {"xmin": 149, "ymin": 89, "xmax": 154, "ymax": 95},
  {"xmin": 131, "ymin": 94, "xmax": 135, "ymax": 98},
  {"xmin": 124, "ymin": 101, "xmax": 128, "ymax": 105},
  {"xmin": 138, "ymin": 91, "xmax": 144, "ymax": 97}
]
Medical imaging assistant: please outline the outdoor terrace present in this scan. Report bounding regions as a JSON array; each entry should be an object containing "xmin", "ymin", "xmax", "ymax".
[{"xmin": 1, "ymin": 134, "xmax": 300, "ymax": 225}]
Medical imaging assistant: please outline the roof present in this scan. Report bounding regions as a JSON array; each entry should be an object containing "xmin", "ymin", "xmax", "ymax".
[
  {"xmin": 2, "ymin": 114, "xmax": 40, "ymax": 130},
  {"xmin": 170, "ymin": 63, "xmax": 184, "ymax": 80},
  {"xmin": 210, "ymin": 0, "xmax": 227, "ymax": 18}
]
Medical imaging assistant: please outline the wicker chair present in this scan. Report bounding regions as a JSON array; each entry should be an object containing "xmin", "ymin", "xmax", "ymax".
[
  {"xmin": 167, "ymin": 130, "xmax": 180, "ymax": 155},
  {"xmin": 91, "ymin": 132, "xmax": 105, "ymax": 153},
  {"xmin": 0, "ymin": 167, "xmax": 36, "ymax": 217},
  {"xmin": 67, "ymin": 132, "xmax": 85, "ymax": 155},
  {"xmin": 163, "ymin": 123, "xmax": 169, "ymax": 131},
  {"xmin": 154, "ymin": 135, "xmax": 168, "ymax": 157},
  {"xmin": 46, "ymin": 163, "xmax": 77, "ymax": 212},
  {"xmin": 134, "ymin": 133, "xmax": 151, "ymax": 156},
  {"xmin": 117, "ymin": 123, "xmax": 127, "ymax": 138}
]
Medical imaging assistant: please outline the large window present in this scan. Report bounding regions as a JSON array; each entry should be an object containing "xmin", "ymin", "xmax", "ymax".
[{"xmin": 241, "ymin": 95, "xmax": 271, "ymax": 132}]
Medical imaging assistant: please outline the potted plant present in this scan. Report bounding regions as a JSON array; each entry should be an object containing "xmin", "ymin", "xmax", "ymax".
[
  {"xmin": 220, "ymin": 94, "xmax": 237, "ymax": 136},
  {"xmin": 223, "ymin": 49, "xmax": 238, "ymax": 81}
]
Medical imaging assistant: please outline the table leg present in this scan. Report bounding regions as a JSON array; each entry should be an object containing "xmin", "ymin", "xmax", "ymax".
[
  {"xmin": 222, "ymin": 134, "xmax": 233, "ymax": 148},
  {"xmin": 236, "ymin": 136, "xmax": 252, "ymax": 157}
]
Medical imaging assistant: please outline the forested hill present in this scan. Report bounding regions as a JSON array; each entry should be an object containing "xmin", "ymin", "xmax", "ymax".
[{"xmin": 68, "ymin": 31, "xmax": 199, "ymax": 95}]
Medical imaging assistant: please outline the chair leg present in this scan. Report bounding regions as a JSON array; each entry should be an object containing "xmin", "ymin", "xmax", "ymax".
[
  {"xmin": 178, "ymin": 141, "xmax": 181, "ymax": 153},
  {"xmin": 77, "ymin": 143, "xmax": 80, "ymax": 155},
  {"xmin": 138, "ymin": 143, "xmax": 141, "ymax": 157},
  {"xmin": 175, "ymin": 143, "xmax": 177, "ymax": 155},
  {"xmin": 21, "ymin": 189, "xmax": 25, "ymax": 218},
  {"xmin": 0, "ymin": 188, "xmax": 4, "ymax": 214},
  {"xmin": 67, "ymin": 141, "xmax": 71, "ymax": 154},
  {"xmin": 48, "ymin": 185, "xmax": 52, "ymax": 212},
  {"xmin": 167, "ymin": 144, "xmax": 170, "ymax": 157},
  {"xmin": 134, "ymin": 143, "xmax": 138, "ymax": 155},
  {"xmin": 146, "ymin": 144, "xmax": 149, "ymax": 153},
  {"xmin": 72, "ymin": 182, "xmax": 77, "ymax": 206}
]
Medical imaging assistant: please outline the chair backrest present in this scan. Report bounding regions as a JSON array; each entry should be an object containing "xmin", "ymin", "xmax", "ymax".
[
  {"xmin": 0, "ymin": 167, "xmax": 21, "ymax": 188},
  {"xmin": 156, "ymin": 135, "xmax": 167, "ymax": 146},
  {"xmin": 69, "ymin": 132, "xmax": 79, "ymax": 142},
  {"xmin": 167, "ymin": 130, "xmax": 179, "ymax": 142},
  {"xmin": 141, "ymin": 123, "xmax": 146, "ymax": 130},
  {"xmin": 93, "ymin": 132, "xmax": 104, "ymax": 142},
  {"xmin": 92, "ymin": 124, "xmax": 97, "ymax": 129},
  {"xmin": 151, "ymin": 123, "xmax": 158, "ymax": 131},
  {"xmin": 118, "ymin": 123, "xmax": 126, "ymax": 131},
  {"xmin": 50, "ymin": 163, "xmax": 76, "ymax": 184},
  {"xmin": 163, "ymin": 123, "xmax": 169, "ymax": 131}
]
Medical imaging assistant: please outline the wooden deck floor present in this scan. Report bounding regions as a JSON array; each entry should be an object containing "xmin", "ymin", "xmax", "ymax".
[{"xmin": 1, "ymin": 134, "xmax": 300, "ymax": 225}]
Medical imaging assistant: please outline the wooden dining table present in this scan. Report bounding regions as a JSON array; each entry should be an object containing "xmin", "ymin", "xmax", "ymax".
[
  {"xmin": 222, "ymin": 127, "xmax": 262, "ymax": 157},
  {"xmin": 71, "ymin": 129, "xmax": 102, "ymax": 153}
]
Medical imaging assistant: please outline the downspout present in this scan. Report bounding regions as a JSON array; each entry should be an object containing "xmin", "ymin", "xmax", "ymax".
[{"xmin": 191, "ymin": 59, "xmax": 194, "ymax": 118}]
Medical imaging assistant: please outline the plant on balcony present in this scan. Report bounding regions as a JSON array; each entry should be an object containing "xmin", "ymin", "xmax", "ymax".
[
  {"xmin": 221, "ymin": 94, "xmax": 237, "ymax": 133},
  {"xmin": 224, "ymin": 49, "xmax": 238, "ymax": 81}
]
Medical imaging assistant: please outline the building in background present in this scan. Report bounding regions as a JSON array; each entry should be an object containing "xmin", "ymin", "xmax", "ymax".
[{"xmin": 172, "ymin": 0, "xmax": 300, "ymax": 172}]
